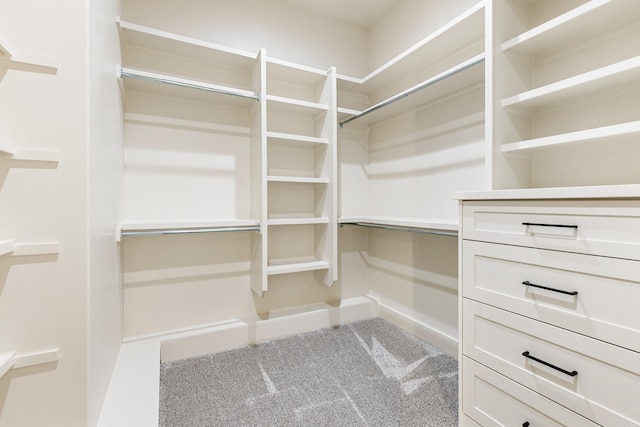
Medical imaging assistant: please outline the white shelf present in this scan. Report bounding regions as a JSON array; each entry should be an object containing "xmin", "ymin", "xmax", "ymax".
[
  {"xmin": 266, "ymin": 57, "xmax": 328, "ymax": 86},
  {"xmin": 267, "ymin": 217, "xmax": 329, "ymax": 226},
  {"xmin": 0, "ymin": 138, "xmax": 58, "ymax": 162},
  {"xmin": 265, "ymin": 94, "xmax": 329, "ymax": 114},
  {"xmin": 119, "ymin": 66, "xmax": 259, "ymax": 104},
  {"xmin": 117, "ymin": 17, "xmax": 256, "ymax": 70},
  {"xmin": 0, "ymin": 241, "xmax": 59, "ymax": 257},
  {"xmin": 267, "ymin": 176, "xmax": 329, "ymax": 184},
  {"xmin": 502, "ymin": 121, "xmax": 640, "ymax": 154},
  {"xmin": 502, "ymin": 56, "xmax": 640, "ymax": 109},
  {"xmin": 454, "ymin": 184, "xmax": 640, "ymax": 201},
  {"xmin": 339, "ymin": 216, "xmax": 458, "ymax": 236},
  {"xmin": 0, "ymin": 349, "xmax": 59, "ymax": 379},
  {"xmin": 267, "ymin": 258, "xmax": 330, "ymax": 276},
  {"xmin": 266, "ymin": 131, "xmax": 328, "ymax": 146},
  {"xmin": 118, "ymin": 219, "xmax": 260, "ymax": 240},
  {"xmin": 0, "ymin": 33, "xmax": 58, "ymax": 73},
  {"xmin": 502, "ymin": 0, "xmax": 640, "ymax": 56},
  {"xmin": 337, "ymin": 2, "xmax": 485, "ymax": 94}
]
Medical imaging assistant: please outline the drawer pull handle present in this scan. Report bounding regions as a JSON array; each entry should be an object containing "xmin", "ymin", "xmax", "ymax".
[
  {"xmin": 522, "ymin": 351, "xmax": 578, "ymax": 377},
  {"xmin": 522, "ymin": 281, "xmax": 578, "ymax": 296},
  {"xmin": 522, "ymin": 222, "xmax": 578, "ymax": 229}
]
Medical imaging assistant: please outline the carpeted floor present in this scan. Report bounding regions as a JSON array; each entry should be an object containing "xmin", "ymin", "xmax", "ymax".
[{"xmin": 159, "ymin": 318, "xmax": 458, "ymax": 426}]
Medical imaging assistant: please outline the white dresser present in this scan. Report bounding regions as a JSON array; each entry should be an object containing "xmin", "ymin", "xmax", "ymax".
[{"xmin": 456, "ymin": 187, "xmax": 640, "ymax": 427}]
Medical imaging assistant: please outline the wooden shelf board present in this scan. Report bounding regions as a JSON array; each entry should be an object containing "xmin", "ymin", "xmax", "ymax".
[
  {"xmin": 267, "ymin": 258, "xmax": 330, "ymax": 275},
  {"xmin": 266, "ymin": 131, "xmax": 328, "ymax": 146},
  {"xmin": 502, "ymin": 56, "xmax": 640, "ymax": 109},
  {"xmin": 267, "ymin": 217, "xmax": 329, "ymax": 226},
  {"xmin": 266, "ymin": 94, "xmax": 329, "ymax": 114},
  {"xmin": 502, "ymin": 121, "xmax": 640, "ymax": 154},
  {"xmin": 119, "ymin": 219, "xmax": 259, "ymax": 232},
  {"xmin": 117, "ymin": 18, "xmax": 256, "ymax": 70},
  {"xmin": 267, "ymin": 176, "xmax": 329, "ymax": 184},
  {"xmin": 502, "ymin": 0, "xmax": 640, "ymax": 56}
]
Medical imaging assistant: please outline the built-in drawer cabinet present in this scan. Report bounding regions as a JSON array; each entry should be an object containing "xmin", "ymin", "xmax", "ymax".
[
  {"xmin": 460, "ymin": 197, "xmax": 640, "ymax": 426},
  {"xmin": 463, "ymin": 240, "xmax": 640, "ymax": 353},
  {"xmin": 463, "ymin": 357, "xmax": 598, "ymax": 427},
  {"xmin": 462, "ymin": 200, "xmax": 640, "ymax": 260}
]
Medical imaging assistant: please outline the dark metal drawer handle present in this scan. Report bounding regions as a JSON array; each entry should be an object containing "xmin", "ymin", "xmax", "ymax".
[
  {"xmin": 522, "ymin": 351, "xmax": 578, "ymax": 377},
  {"xmin": 522, "ymin": 281, "xmax": 578, "ymax": 296},
  {"xmin": 522, "ymin": 222, "xmax": 578, "ymax": 229}
]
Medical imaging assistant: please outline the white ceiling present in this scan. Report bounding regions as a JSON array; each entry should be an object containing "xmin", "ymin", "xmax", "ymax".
[{"xmin": 278, "ymin": 0, "xmax": 403, "ymax": 28}]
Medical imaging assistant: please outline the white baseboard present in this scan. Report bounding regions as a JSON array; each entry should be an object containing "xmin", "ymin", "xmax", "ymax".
[{"xmin": 375, "ymin": 300, "xmax": 459, "ymax": 358}]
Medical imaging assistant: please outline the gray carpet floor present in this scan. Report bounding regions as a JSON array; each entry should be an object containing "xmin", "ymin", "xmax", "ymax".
[{"xmin": 159, "ymin": 318, "xmax": 458, "ymax": 426}]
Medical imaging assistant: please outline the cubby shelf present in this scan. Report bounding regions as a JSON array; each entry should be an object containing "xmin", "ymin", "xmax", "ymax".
[
  {"xmin": 0, "ymin": 32, "xmax": 57, "ymax": 73},
  {"xmin": 267, "ymin": 218, "xmax": 329, "ymax": 226},
  {"xmin": 501, "ymin": 0, "xmax": 640, "ymax": 56},
  {"xmin": 267, "ymin": 258, "xmax": 330, "ymax": 276},
  {"xmin": 502, "ymin": 56, "xmax": 640, "ymax": 109},
  {"xmin": 502, "ymin": 121, "xmax": 640, "ymax": 154},
  {"xmin": 0, "ymin": 138, "xmax": 59, "ymax": 163},
  {"xmin": 267, "ymin": 176, "xmax": 329, "ymax": 184},
  {"xmin": 266, "ymin": 131, "xmax": 328, "ymax": 146}
]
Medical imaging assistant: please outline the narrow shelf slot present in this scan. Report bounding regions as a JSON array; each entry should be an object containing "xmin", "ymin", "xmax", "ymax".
[
  {"xmin": 502, "ymin": 121, "xmax": 640, "ymax": 154},
  {"xmin": 502, "ymin": 56, "xmax": 640, "ymax": 109},
  {"xmin": 502, "ymin": 0, "xmax": 640, "ymax": 55},
  {"xmin": 119, "ymin": 66, "xmax": 260, "ymax": 101},
  {"xmin": 267, "ymin": 258, "xmax": 330, "ymax": 276}
]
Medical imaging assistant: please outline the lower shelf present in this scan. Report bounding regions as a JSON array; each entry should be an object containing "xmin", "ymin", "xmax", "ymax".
[{"xmin": 267, "ymin": 258, "xmax": 329, "ymax": 276}]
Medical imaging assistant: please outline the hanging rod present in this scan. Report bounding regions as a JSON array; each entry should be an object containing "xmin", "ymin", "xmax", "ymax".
[
  {"xmin": 119, "ymin": 66, "xmax": 260, "ymax": 101},
  {"xmin": 341, "ymin": 222, "xmax": 458, "ymax": 237},
  {"xmin": 120, "ymin": 224, "xmax": 261, "ymax": 238},
  {"xmin": 340, "ymin": 53, "xmax": 485, "ymax": 128}
]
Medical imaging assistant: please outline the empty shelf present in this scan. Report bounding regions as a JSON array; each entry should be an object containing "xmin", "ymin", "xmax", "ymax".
[
  {"xmin": 267, "ymin": 258, "xmax": 330, "ymax": 275},
  {"xmin": 0, "ymin": 33, "xmax": 58, "ymax": 73},
  {"xmin": 0, "ymin": 138, "xmax": 59, "ymax": 162},
  {"xmin": 267, "ymin": 217, "xmax": 329, "ymax": 226},
  {"xmin": 267, "ymin": 176, "xmax": 329, "ymax": 184},
  {"xmin": 266, "ymin": 132, "xmax": 329, "ymax": 146},
  {"xmin": 339, "ymin": 216, "xmax": 458, "ymax": 237},
  {"xmin": 118, "ymin": 219, "xmax": 261, "ymax": 240},
  {"xmin": 266, "ymin": 94, "xmax": 328, "ymax": 114},
  {"xmin": 0, "ymin": 349, "xmax": 59, "ymax": 379},
  {"xmin": 0, "ymin": 241, "xmax": 59, "ymax": 257}
]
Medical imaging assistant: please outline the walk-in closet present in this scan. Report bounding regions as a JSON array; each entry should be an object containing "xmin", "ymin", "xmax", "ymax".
[{"xmin": 1, "ymin": 0, "xmax": 639, "ymax": 425}]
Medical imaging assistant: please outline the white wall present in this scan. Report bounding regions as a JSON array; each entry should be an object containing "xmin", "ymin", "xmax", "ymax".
[
  {"xmin": 0, "ymin": 0, "xmax": 89, "ymax": 425},
  {"xmin": 87, "ymin": 0, "xmax": 123, "ymax": 425},
  {"xmin": 122, "ymin": 0, "xmax": 369, "ymax": 77}
]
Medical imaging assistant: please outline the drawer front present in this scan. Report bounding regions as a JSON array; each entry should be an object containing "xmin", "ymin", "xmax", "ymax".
[
  {"xmin": 462, "ymin": 240, "xmax": 640, "ymax": 352},
  {"xmin": 463, "ymin": 300, "xmax": 640, "ymax": 426},
  {"xmin": 462, "ymin": 200, "xmax": 640, "ymax": 260},
  {"xmin": 463, "ymin": 357, "xmax": 597, "ymax": 427}
]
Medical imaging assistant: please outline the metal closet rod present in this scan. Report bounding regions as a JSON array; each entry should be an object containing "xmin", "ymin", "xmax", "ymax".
[
  {"xmin": 120, "ymin": 224, "xmax": 261, "ymax": 238},
  {"xmin": 342, "ymin": 222, "xmax": 458, "ymax": 237},
  {"xmin": 119, "ymin": 67, "xmax": 260, "ymax": 101},
  {"xmin": 339, "ymin": 54, "xmax": 485, "ymax": 128}
]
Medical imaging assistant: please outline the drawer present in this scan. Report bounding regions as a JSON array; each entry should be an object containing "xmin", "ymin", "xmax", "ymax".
[
  {"xmin": 462, "ymin": 240, "xmax": 640, "ymax": 352},
  {"xmin": 463, "ymin": 357, "xmax": 597, "ymax": 427},
  {"xmin": 462, "ymin": 200, "xmax": 640, "ymax": 260},
  {"xmin": 463, "ymin": 300, "xmax": 640, "ymax": 426}
]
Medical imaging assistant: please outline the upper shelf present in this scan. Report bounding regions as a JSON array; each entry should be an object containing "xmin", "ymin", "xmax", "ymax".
[
  {"xmin": 502, "ymin": 55, "xmax": 640, "ymax": 109},
  {"xmin": 117, "ymin": 17, "xmax": 256, "ymax": 71},
  {"xmin": 502, "ymin": 0, "xmax": 640, "ymax": 56},
  {"xmin": 0, "ymin": 33, "xmax": 57, "ymax": 74},
  {"xmin": 336, "ymin": 2, "xmax": 485, "ymax": 95}
]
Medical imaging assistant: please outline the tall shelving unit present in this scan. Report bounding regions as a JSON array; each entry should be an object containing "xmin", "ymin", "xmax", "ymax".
[
  {"xmin": 489, "ymin": 0, "xmax": 640, "ymax": 189},
  {"xmin": 116, "ymin": 19, "xmax": 338, "ymax": 296}
]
